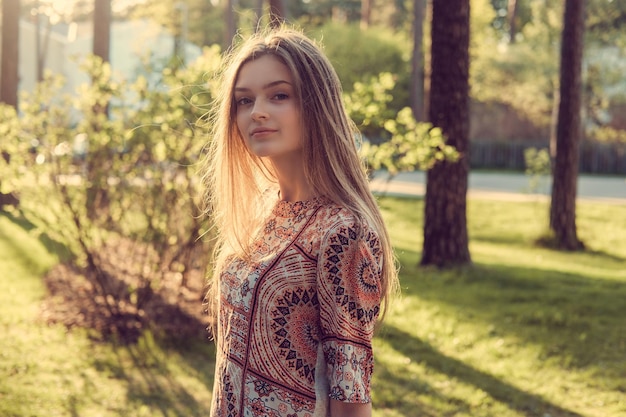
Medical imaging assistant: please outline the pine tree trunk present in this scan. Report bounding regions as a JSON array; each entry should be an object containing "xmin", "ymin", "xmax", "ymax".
[
  {"xmin": 361, "ymin": 0, "xmax": 373, "ymax": 29},
  {"xmin": 410, "ymin": 0, "xmax": 425, "ymax": 121},
  {"xmin": 225, "ymin": 0, "xmax": 237, "ymax": 48},
  {"xmin": 508, "ymin": 0, "xmax": 518, "ymax": 43},
  {"xmin": 421, "ymin": 0, "xmax": 471, "ymax": 267},
  {"xmin": 93, "ymin": 0, "xmax": 110, "ymax": 62},
  {"xmin": 549, "ymin": 0, "xmax": 585, "ymax": 250},
  {"xmin": 268, "ymin": 0, "xmax": 286, "ymax": 28},
  {"xmin": 1, "ymin": 0, "xmax": 21, "ymax": 208},
  {"xmin": 423, "ymin": 0, "xmax": 432, "ymax": 122},
  {"xmin": 1, "ymin": 0, "xmax": 19, "ymax": 108}
]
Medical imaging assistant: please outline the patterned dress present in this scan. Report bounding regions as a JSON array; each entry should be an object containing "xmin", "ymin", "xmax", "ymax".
[{"xmin": 210, "ymin": 196, "xmax": 383, "ymax": 417}]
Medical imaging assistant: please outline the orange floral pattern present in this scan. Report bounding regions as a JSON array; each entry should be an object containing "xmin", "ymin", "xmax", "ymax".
[{"xmin": 210, "ymin": 197, "xmax": 383, "ymax": 417}]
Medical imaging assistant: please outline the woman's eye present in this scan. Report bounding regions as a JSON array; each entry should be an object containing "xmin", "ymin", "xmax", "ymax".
[
  {"xmin": 236, "ymin": 97, "xmax": 252, "ymax": 106},
  {"xmin": 273, "ymin": 93, "xmax": 289, "ymax": 100}
]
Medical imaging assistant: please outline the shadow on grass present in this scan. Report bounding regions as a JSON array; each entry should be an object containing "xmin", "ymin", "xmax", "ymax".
[
  {"xmin": 382, "ymin": 323, "xmax": 584, "ymax": 417},
  {"xmin": 374, "ymin": 362, "xmax": 450, "ymax": 417},
  {"xmin": 579, "ymin": 248, "xmax": 626, "ymax": 264},
  {"xmin": 84, "ymin": 336, "xmax": 216, "ymax": 416},
  {"xmin": 471, "ymin": 233, "xmax": 626, "ymax": 265},
  {"xmin": 397, "ymin": 249, "xmax": 626, "ymax": 384},
  {"xmin": 0, "ymin": 210, "xmax": 73, "ymax": 263},
  {"xmin": 1, "ymin": 210, "xmax": 216, "ymax": 416},
  {"xmin": 470, "ymin": 234, "xmax": 538, "ymax": 247}
]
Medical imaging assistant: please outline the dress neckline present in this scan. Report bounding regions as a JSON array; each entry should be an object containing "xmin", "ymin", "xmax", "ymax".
[{"xmin": 272, "ymin": 195, "xmax": 329, "ymax": 218}]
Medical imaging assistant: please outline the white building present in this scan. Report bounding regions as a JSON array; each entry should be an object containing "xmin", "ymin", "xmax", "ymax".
[{"xmin": 10, "ymin": 17, "xmax": 201, "ymax": 98}]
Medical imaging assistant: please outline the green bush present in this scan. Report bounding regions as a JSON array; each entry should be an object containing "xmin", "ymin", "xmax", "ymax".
[
  {"xmin": 0, "ymin": 47, "xmax": 222, "ymax": 342},
  {"xmin": 312, "ymin": 23, "xmax": 409, "ymax": 104},
  {"xmin": 343, "ymin": 73, "xmax": 458, "ymax": 176}
]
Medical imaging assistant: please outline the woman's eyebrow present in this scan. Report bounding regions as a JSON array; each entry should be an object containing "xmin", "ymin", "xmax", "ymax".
[{"xmin": 235, "ymin": 80, "xmax": 292, "ymax": 92}]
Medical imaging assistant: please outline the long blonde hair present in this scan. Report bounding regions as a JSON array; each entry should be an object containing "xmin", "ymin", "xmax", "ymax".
[{"xmin": 202, "ymin": 26, "xmax": 398, "ymax": 321}]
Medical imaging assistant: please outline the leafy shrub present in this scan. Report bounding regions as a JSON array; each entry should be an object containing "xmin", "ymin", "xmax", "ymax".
[
  {"xmin": 523, "ymin": 147, "xmax": 551, "ymax": 194},
  {"xmin": 344, "ymin": 72, "xmax": 398, "ymax": 140},
  {"xmin": 0, "ymin": 48, "xmax": 222, "ymax": 342},
  {"xmin": 588, "ymin": 126, "xmax": 626, "ymax": 144},
  {"xmin": 344, "ymin": 73, "xmax": 459, "ymax": 176},
  {"xmin": 312, "ymin": 23, "xmax": 410, "ymax": 106}
]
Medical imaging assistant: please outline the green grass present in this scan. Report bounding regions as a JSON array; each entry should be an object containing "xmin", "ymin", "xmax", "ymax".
[
  {"xmin": 372, "ymin": 197, "xmax": 626, "ymax": 417},
  {"xmin": 0, "ymin": 212, "xmax": 215, "ymax": 417},
  {"xmin": 1, "ymin": 197, "xmax": 625, "ymax": 416}
]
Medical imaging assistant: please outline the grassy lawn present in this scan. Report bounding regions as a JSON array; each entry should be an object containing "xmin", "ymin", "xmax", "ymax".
[
  {"xmin": 0, "ymin": 213, "xmax": 215, "ymax": 417},
  {"xmin": 373, "ymin": 197, "xmax": 626, "ymax": 417},
  {"xmin": 1, "ymin": 196, "xmax": 625, "ymax": 416}
]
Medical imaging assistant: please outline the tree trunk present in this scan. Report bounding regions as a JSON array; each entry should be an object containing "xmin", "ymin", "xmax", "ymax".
[
  {"xmin": 93, "ymin": 0, "xmax": 111, "ymax": 63},
  {"xmin": 423, "ymin": 0, "xmax": 432, "ymax": 120},
  {"xmin": 410, "ymin": 0, "xmax": 425, "ymax": 121},
  {"xmin": 549, "ymin": 0, "xmax": 585, "ymax": 251},
  {"xmin": 421, "ymin": 0, "xmax": 471, "ymax": 267},
  {"xmin": 92, "ymin": 0, "xmax": 110, "ymax": 119},
  {"xmin": 35, "ymin": 2, "xmax": 42, "ymax": 81},
  {"xmin": 1, "ymin": 0, "xmax": 21, "ymax": 208},
  {"xmin": 508, "ymin": 0, "xmax": 518, "ymax": 43},
  {"xmin": 225, "ymin": 0, "xmax": 236, "ymax": 48},
  {"xmin": 34, "ymin": 5, "xmax": 52, "ymax": 83},
  {"xmin": 361, "ymin": 0, "xmax": 373, "ymax": 30},
  {"xmin": 268, "ymin": 0, "xmax": 286, "ymax": 28},
  {"xmin": 549, "ymin": 82, "xmax": 559, "ymax": 160},
  {"xmin": 1, "ymin": 0, "xmax": 20, "ymax": 109}
]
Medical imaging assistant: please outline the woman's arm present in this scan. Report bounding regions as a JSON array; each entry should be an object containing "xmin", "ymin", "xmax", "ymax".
[{"xmin": 330, "ymin": 399, "xmax": 372, "ymax": 417}]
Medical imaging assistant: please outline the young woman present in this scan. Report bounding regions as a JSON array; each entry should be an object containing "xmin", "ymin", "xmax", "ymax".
[{"xmin": 202, "ymin": 27, "xmax": 398, "ymax": 417}]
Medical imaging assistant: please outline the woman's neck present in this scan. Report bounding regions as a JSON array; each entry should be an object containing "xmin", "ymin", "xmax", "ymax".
[{"xmin": 270, "ymin": 156, "xmax": 315, "ymax": 202}]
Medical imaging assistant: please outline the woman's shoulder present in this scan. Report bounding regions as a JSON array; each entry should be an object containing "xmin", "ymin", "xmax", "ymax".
[
  {"xmin": 315, "ymin": 200, "xmax": 377, "ymax": 239},
  {"xmin": 316, "ymin": 200, "xmax": 353, "ymax": 223}
]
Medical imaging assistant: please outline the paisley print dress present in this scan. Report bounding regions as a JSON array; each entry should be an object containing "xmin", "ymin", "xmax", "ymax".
[{"xmin": 210, "ymin": 196, "xmax": 383, "ymax": 417}]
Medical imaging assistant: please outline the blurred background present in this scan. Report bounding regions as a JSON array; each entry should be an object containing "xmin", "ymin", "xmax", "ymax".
[
  {"xmin": 1, "ymin": 1, "xmax": 625, "ymax": 416},
  {"xmin": 3, "ymin": 1, "xmax": 626, "ymax": 155}
]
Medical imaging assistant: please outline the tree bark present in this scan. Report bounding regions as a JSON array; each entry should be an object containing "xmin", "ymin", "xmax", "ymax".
[
  {"xmin": 549, "ymin": 0, "xmax": 585, "ymax": 250},
  {"xmin": 423, "ymin": 0, "xmax": 432, "ymax": 121},
  {"xmin": 549, "ymin": 83, "xmax": 559, "ymax": 160},
  {"xmin": 268, "ymin": 0, "xmax": 286, "ymax": 28},
  {"xmin": 361, "ymin": 0, "xmax": 373, "ymax": 30},
  {"xmin": 225, "ymin": 0, "xmax": 236, "ymax": 49},
  {"xmin": 1, "ymin": 0, "xmax": 20, "ymax": 109},
  {"xmin": 508, "ymin": 0, "xmax": 518, "ymax": 43},
  {"xmin": 93, "ymin": 0, "xmax": 111, "ymax": 63},
  {"xmin": 421, "ymin": 0, "xmax": 471, "ymax": 267},
  {"xmin": 410, "ymin": 0, "xmax": 425, "ymax": 121},
  {"xmin": 1, "ymin": 0, "xmax": 21, "ymax": 208}
]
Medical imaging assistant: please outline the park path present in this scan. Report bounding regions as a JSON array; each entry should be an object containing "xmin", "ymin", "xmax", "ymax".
[{"xmin": 369, "ymin": 170, "xmax": 626, "ymax": 204}]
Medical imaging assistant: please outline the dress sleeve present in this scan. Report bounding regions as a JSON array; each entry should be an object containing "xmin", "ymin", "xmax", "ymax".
[{"xmin": 317, "ymin": 214, "xmax": 383, "ymax": 404}]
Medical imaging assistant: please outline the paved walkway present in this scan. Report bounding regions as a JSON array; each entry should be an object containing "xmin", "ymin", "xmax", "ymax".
[{"xmin": 370, "ymin": 171, "xmax": 626, "ymax": 204}]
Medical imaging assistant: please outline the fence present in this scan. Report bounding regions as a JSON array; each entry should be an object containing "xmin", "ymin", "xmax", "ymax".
[{"xmin": 470, "ymin": 140, "xmax": 626, "ymax": 175}]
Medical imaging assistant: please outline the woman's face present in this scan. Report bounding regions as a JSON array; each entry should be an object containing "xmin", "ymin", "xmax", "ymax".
[{"xmin": 234, "ymin": 54, "xmax": 303, "ymax": 163}]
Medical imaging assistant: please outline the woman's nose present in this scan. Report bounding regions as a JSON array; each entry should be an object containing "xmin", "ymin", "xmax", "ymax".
[{"xmin": 251, "ymin": 101, "xmax": 269, "ymax": 121}]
